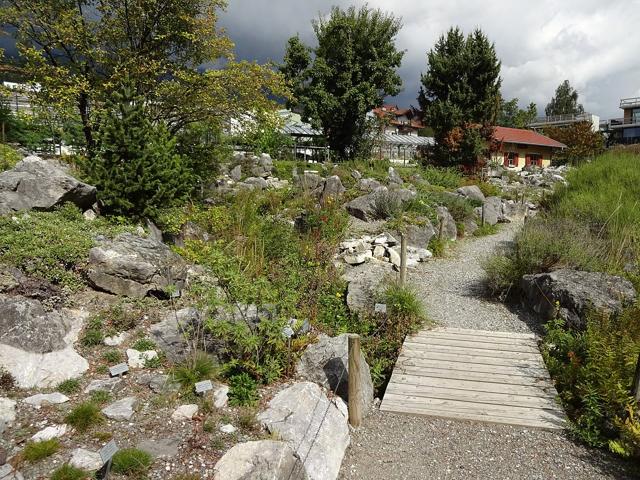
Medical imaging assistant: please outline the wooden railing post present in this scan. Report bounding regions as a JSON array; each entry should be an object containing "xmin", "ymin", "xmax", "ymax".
[
  {"xmin": 481, "ymin": 204, "xmax": 486, "ymax": 227},
  {"xmin": 632, "ymin": 352, "xmax": 640, "ymax": 403},
  {"xmin": 438, "ymin": 217, "xmax": 444, "ymax": 241},
  {"xmin": 348, "ymin": 334, "xmax": 363, "ymax": 427},
  {"xmin": 399, "ymin": 233, "xmax": 407, "ymax": 287}
]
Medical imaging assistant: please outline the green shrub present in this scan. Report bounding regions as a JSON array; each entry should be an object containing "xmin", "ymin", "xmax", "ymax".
[
  {"xmin": 65, "ymin": 402, "xmax": 104, "ymax": 432},
  {"xmin": 0, "ymin": 143, "xmax": 21, "ymax": 171},
  {"xmin": 428, "ymin": 237, "xmax": 446, "ymax": 258},
  {"xmin": 57, "ymin": 378, "xmax": 81, "ymax": 395},
  {"xmin": 542, "ymin": 307, "xmax": 640, "ymax": 458},
  {"xmin": 0, "ymin": 203, "xmax": 132, "ymax": 289},
  {"xmin": 383, "ymin": 282, "xmax": 425, "ymax": 320},
  {"xmin": 132, "ymin": 338, "xmax": 157, "ymax": 351},
  {"xmin": 22, "ymin": 439, "xmax": 60, "ymax": 462},
  {"xmin": 102, "ymin": 349, "xmax": 122, "ymax": 363},
  {"xmin": 228, "ymin": 372, "xmax": 259, "ymax": 407},
  {"xmin": 81, "ymin": 316, "xmax": 104, "ymax": 347},
  {"xmin": 172, "ymin": 352, "xmax": 217, "ymax": 391},
  {"xmin": 111, "ymin": 448, "xmax": 153, "ymax": 477},
  {"xmin": 419, "ymin": 165, "xmax": 462, "ymax": 189},
  {"xmin": 84, "ymin": 81, "xmax": 192, "ymax": 220},
  {"xmin": 50, "ymin": 464, "xmax": 88, "ymax": 480}
]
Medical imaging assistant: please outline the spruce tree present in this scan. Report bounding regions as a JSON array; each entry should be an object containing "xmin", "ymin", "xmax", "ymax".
[
  {"xmin": 88, "ymin": 81, "xmax": 192, "ymax": 220},
  {"xmin": 419, "ymin": 27, "xmax": 502, "ymax": 166}
]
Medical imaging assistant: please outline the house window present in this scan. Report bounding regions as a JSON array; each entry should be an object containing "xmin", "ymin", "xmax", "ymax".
[
  {"xmin": 528, "ymin": 153, "xmax": 542, "ymax": 167},
  {"xmin": 505, "ymin": 151, "xmax": 518, "ymax": 167}
]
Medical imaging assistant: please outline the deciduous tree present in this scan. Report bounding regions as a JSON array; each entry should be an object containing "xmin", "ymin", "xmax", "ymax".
[
  {"xmin": 281, "ymin": 6, "xmax": 404, "ymax": 159},
  {"xmin": 545, "ymin": 80, "xmax": 584, "ymax": 116},
  {"xmin": 419, "ymin": 28, "xmax": 501, "ymax": 166},
  {"xmin": 498, "ymin": 97, "xmax": 537, "ymax": 129},
  {"xmin": 0, "ymin": 0, "xmax": 287, "ymax": 154},
  {"xmin": 544, "ymin": 122, "xmax": 604, "ymax": 165}
]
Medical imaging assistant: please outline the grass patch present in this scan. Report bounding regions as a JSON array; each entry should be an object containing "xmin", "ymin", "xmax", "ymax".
[
  {"xmin": 473, "ymin": 223, "xmax": 499, "ymax": 237},
  {"xmin": 89, "ymin": 390, "xmax": 112, "ymax": 405},
  {"xmin": 111, "ymin": 448, "xmax": 153, "ymax": 477},
  {"xmin": 172, "ymin": 353, "xmax": 217, "ymax": 391},
  {"xmin": 22, "ymin": 439, "xmax": 60, "ymax": 462},
  {"xmin": 57, "ymin": 378, "xmax": 81, "ymax": 395},
  {"xmin": 102, "ymin": 349, "xmax": 122, "ymax": 363},
  {"xmin": 132, "ymin": 338, "xmax": 157, "ymax": 351},
  {"xmin": 0, "ymin": 144, "xmax": 21, "ymax": 171},
  {"xmin": 50, "ymin": 464, "xmax": 88, "ymax": 480},
  {"xmin": 65, "ymin": 402, "xmax": 104, "ymax": 432}
]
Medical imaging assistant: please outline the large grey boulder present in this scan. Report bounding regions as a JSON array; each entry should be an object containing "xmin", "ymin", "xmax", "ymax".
[
  {"xmin": 391, "ymin": 219, "xmax": 436, "ymax": 249},
  {"xmin": 295, "ymin": 171, "xmax": 324, "ymax": 191},
  {"xmin": 87, "ymin": 233, "xmax": 188, "ymax": 298},
  {"xmin": 0, "ymin": 156, "xmax": 96, "ymax": 215},
  {"xmin": 0, "ymin": 297, "xmax": 88, "ymax": 388},
  {"xmin": 358, "ymin": 177, "xmax": 382, "ymax": 192},
  {"xmin": 456, "ymin": 185, "xmax": 485, "ymax": 203},
  {"xmin": 296, "ymin": 334, "xmax": 374, "ymax": 414},
  {"xmin": 388, "ymin": 167, "xmax": 403, "ymax": 185},
  {"xmin": 476, "ymin": 201, "xmax": 499, "ymax": 226},
  {"xmin": 258, "ymin": 382, "xmax": 349, "ymax": 480},
  {"xmin": 345, "ymin": 187, "xmax": 406, "ymax": 222},
  {"xmin": 150, "ymin": 307, "xmax": 201, "ymax": 362},
  {"xmin": 214, "ymin": 440, "xmax": 307, "ymax": 480},
  {"xmin": 521, "ymin": 269, "xmax": 637, "ymax": 330},
  {"xmin": 320, "ymin": 175, "xmax": 346, "ymax": 203},
  {"xmin": 436, "ymin": 206, "xmax": 457, "ymax": 241}
]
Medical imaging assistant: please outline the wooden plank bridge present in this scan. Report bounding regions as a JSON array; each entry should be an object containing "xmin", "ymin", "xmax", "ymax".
[{"xmin": 380, "ymin": 327, "xmax": 566, "ymax": 430}]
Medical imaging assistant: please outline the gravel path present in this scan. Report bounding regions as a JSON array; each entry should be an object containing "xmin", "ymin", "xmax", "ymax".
[{"xmin": 339, "ymin": 224, "xmax": 639, "ymax": 480}]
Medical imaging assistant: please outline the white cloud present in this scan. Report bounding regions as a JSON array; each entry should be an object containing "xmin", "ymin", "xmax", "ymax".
[{"xmin": 221, "ymin": 0, "xmax": 640, "ymax": 118}]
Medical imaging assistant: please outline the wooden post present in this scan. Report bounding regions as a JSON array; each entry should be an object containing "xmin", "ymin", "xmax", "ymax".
[
  {"xmin": 481, "ymin": 204, "xmax": 486, "ymax": 227},
  {"xmin": 399, "ymin": 233, "xmax": 407, "ymax": 286},
  {"xmin": 1, "ymin": 122, "xmax": 5, "ymax": 143},
  {"xmin": 438, "ymin": 217, "xmax": 444, "ymax": 241},
  {"xmin": 632, "ymin": 352, "xmax": 640, "ymax": 403},
  {"xmin": 348, "ymin": 334, "xmax": 363, "ymax": 427}
]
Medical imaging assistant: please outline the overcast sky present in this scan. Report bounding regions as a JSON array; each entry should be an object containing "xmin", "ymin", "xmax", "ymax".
[{"xmin": 220, "ymin": 0, "xmax": 640, "ymax": 119}]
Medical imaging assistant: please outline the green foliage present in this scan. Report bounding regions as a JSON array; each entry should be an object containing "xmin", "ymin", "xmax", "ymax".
[
  {"xmin": 81, "ymin": 316, "xmax": 104, "ymax": 347},
  {"xmin": 0, "ymin": 203, "xmax": 132, "ymax": 290},
  {"xmin": 65, "ymin": 402, "xmax": 104, "ymax": 432},
  {"xmin": 473, "ymin": 223, "xmax": 498, "ymax": 237},
  {"xmin": 418, "ymin": 166, "xmax": 463, "ymax": 189},
  {"xmin": 102, "ymin": 349, "xmax": 122, "ymax": 363},
  {"xmin": 50, "ymin": 464, "xmax": 88, "ymax": 480},
  {"xmin": 22, "ymin": 439, "xmax": 60, "ymax": 462},
  {"xmin": 419, "ymin": 27, "xmax": 502, "ymax": 166},
  {"xmin": 132, "ymin": 338, "xmax": 157, "ymax": 351},
  {"xmin": 282, "ymin": 5, "xmax": 404, "ymax": 159},
  {"xmin": 542, "ymin": 307, "xmax": 640, "ymax": 457},
  {"xmin": 111, "ymin": 448, "xmax": 153, "ymax": 477},
  {"xmin": 88, "ymin": 390, "xmax": 112, "ymax": 405},
  {"xmin": 545, "ymin": 79, "xmax": 584, "ymax": 116},
  {"xmin": 428, "ymin": 238, "xmax": 446, "ymax": 258},
  {"xmin": 543, "ymin": 122, "xmax": 604, "ymax": 165},
  {"xmin": 484, "ymin": 152, "xmax": 640, "ymax": 297},
  {"xmin": 497, "ymin": 97, "xmax": 537, "ymax": 129},
  {"xmin": 239, "ymin": 111, "xmax": 293, "ymax": 157},
  {"xmin": 228, "ymin": 372, "xmax": 259, "ymax": 407},
  {"xmin": 85, "ymin": 81, "xmax": 192, "ymax": 220},
  {"xmin": 56, "ymin": 378, "xmax": 81, "ymax": 395},
  {"xmin": 0, "ymin": 143, "xmax": 21, "ymax": 171},
  {"xmin": 383, "ymin": 282, "xmax": 425, "ymax": 320},
  {"xmin": 172, "ymin": 353, "xmax": 217, "ymax": 391}
]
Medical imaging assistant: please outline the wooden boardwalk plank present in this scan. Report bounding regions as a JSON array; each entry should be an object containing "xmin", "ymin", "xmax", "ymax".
[{"xmin": 381, "ymin": 327, "xmax": 566, "ymax": 430}]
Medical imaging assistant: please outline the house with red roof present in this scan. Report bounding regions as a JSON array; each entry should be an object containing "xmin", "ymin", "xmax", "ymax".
[
  {"xmin": 371, "ymin": 104, "xmax": 424, "ymax": 136},
  {"xmin": 491, "ymin": 126, "xmax": 566, "ymax": 170}
]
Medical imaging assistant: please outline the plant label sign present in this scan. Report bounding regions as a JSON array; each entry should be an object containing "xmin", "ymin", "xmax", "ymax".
[
  {"xmin": 109, "ymin": 363, "xmax": 129, "ymax": 377},
  {"xmin": 374, "ymin": 303, "xmax": 387, "ymax": 314},
  {"xmin": 99, "ymin": 439, "xmax": 118, "ymax": 464},
  {"xmin": 195, "ymin": 380, "xmax": 213, "ymax": 394}
]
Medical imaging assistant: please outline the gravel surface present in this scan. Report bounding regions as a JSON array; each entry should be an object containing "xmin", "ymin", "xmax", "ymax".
[
  {"xmin": 339, "ymin": 224, "xmax": 639, "ymax": 480},
  {"xmin": 409, "ymin": 221, "xmax": 541, "ymax": 334}
]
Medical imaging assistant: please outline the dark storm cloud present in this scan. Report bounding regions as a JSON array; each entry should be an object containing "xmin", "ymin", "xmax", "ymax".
[{"xmin": 221, "ymin": 0, "xmax": 640, "ymax": 119}]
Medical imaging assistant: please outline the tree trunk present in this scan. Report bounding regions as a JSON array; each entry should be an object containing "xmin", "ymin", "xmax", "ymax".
[{"xmin": 78, "ymin": 92, "xmax": 95, "ymax": 156}]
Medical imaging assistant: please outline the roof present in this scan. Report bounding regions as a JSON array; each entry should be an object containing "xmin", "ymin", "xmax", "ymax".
[
  {"xmin": 493, "ymin": 126, "xmax": 566, "ymax": 148},
  {"xmin": 380, "ymin": 133, "xmax": 433, "ymax": 146}
]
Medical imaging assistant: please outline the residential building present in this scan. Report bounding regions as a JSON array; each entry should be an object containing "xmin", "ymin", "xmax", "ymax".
[
  {"xmin": 490, "ymin": 126, "xmax": 566, "ymax": 170},
  {"xmin": 371, "ymin": 104, "xmax": 424, "ymax": 136},
  {"xmin": 605, "ymin": 97, "xmax": 640, "ymax": 144}
]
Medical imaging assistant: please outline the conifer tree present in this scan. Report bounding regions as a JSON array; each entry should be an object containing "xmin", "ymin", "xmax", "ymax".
[
  {"xmin": 419, "ymin": 28, "xmax": 502, "ymax": 166},
  {"xmin": 87, "ymin": 81, "xmax": 191, "ymax": 220},
  {"xmin": 545, "ymin": 80, "xmax": 584, "ymax": 116}
]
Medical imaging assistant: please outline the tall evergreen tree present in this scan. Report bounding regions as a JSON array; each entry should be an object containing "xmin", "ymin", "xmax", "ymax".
[
  {"xmin": 545, "ymin": 80, "xmax": 584, "ymax": 116},
  {"xmin": 87, "ymin": 81, "xmax": 192, "ymax": 220},
  {"xmin": 418, "ymin": 27, "xmax": 502, "ymax": 166},
  {"xmin": 281, "ymin": 6, "xmax": 404, "ymax": 159}
]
